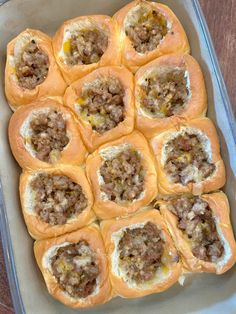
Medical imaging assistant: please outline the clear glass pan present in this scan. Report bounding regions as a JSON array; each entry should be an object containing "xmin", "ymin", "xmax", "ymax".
[{"xmin": 0, "ymin": 1, "xmax": 235, "ymax": 313}]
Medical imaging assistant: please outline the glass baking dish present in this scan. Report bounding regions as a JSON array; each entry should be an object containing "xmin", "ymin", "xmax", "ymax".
[{"xmin": 0, "ymin": 1, "xmax": 235, "ymax": 313}]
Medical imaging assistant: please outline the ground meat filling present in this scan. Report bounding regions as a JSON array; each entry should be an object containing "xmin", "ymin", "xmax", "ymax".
[
  {"xmin": 78, "ymin": 77, "xmax": 125, "ymax": 134},
  {"xmin": 140, "ymin": 69, "xmax": 189, "ymax": 117},
  {"xmin": 118, "ymin": 222, "xmax": 164, "ymax": 283},
  {"xmin": 51, "ymin": 241, "xmax": 99, "ymax": 298},
  {"xmin": 16, "ymin": 40, "xmax": 49, "ymax": 90},
  {"xmin": 100, "ymin": 149, "xmax": 144, "ymax": 202},
  {"xmin": 169, "ymin": 196, "xmax": 224, "ymax": 262},
  {"xmin": 65, "ymin": 28, "xmax": 108, "ymax": 65},
  {"xmin": 125, "ymin": 6, "xmax": 168, "ymax": 53},
  {"xmin": 164, "ymin": 132, "xmax": 216, "ymax": 185},
  {"xmin": 30, "ymin": 110, "xmax": 69, "ymax": 163},
  {"xmin": 30, "ymin": 173, "xmax": 88, "ymax": 225}
]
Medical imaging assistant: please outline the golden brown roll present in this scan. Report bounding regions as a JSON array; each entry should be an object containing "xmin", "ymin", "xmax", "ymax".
[
  {"xmin": 8, "ymin": 98, "xmax": 87, "ymax": 170},
  {"xmin": 150, "ymin": 118, "xmax": 226, "ymax": 195},
  {"xmin": 34, "ymin": 224, "xmax": 112, "ymax": 308},
  {"xmin": 113, "ymin": 0, "xmax": 190, "ymax": 72},
  {"xmin": 135, "ymin": 54, "xmax": 207, "ymax": 138},
  {"xmin": 158, "ymin": 192, "xmax": 236, "ymax": 274},
  {"xmin": 64, "ymin": 66, "xmax": 135, "ymax": 152},
  {"xmin": 86, "ymin": 131, "xmax": 158, "ymax": 220},
  {"xmin": 20, "ymin": 165, "xmax": 95, "ymax": 239},
  {"xmin": 5, "ymin": 29, "xmax": 67, "ymax": 111},
  {"xmin": 53, "ymin": 15, "xmax": 121, "ymax": 84},
  {"xmin": 100, "ymin": 209, "xmax": 181, "ymax": 298}
]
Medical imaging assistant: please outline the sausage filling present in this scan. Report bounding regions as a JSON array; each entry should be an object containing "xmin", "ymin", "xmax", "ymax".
[
  {"xmin": 118, "ymin": 222, "xmax": 164, "ymax": 283},
  {"xmin": 51, "ymin": 241, "xmax": 99, "ymax": 298},
  {"xmin": 125, "ymin": 5, "xmax": 168, "ymax": 53},
  {"xmin": 29, "ymin": 110, "xmax": 69, "ymax": 163},
  {"xmin": 16, "ymin": 39, "xmax": 49, "ymax": 90},
  {"xmin": 140, "ymin": 68, "xmax": 189, "ymax": 117},
  {"xmin": 164, "ymin": 132, "xmax": 215, "ymax": 185},
  {"xmin": 169, "ymin": 196, "xmax": 224, "ymax": 262},
  {"xmin": 64, "ymin": 28, "xmax": 108, "ymax": 65},
  {"xmin": 77, "ymin": 77, "xmax": 125, "ymax": 134},
  {"xmin": 100, "ymin": 149, "xmax": 144, "ymax": 202},
  {"xmin": 31, "ymin": 173, "xmax": 88, "ymax": 225}
]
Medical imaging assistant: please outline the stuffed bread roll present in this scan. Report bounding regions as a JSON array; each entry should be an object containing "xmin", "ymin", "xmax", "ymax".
[
  {"xmin": 20, "ymin": 165, "xmax": 95, "ymax": 239},
  {"xmin": 34, "ymin": 224, "xmax": 112, "ymax": 308},
  {"xmin": 113, "ymin": 0, "xmax": 190, "ymax": 72},
  {"xmin": 135, "ymin": 53, "xmax": 207, "ymax": 137},
  {"xmin": 5, "ymin": 28, "xmax": 67, "ymax": 111},
  {"xmin": 158, "ymin": 192, "xmax": 236, "ymax": 274},
  {"xmin": 64, "ymin": 66, "xmax": 134, "ymax": 152},
  {"xmin": 86, "ymin": 131, "xmax": 158, "ymax": 220},
  {"xmin": 53, "ymin": 15, "xmax": 121, "ymax": 84},
  {"xmin": 8, "ymin": 98, "xmax": 87, "ymax": 170},
  {"xmin": 100, "ymin": 209, "xmax": 181, "ymax": 298},
  {"xmin": 150, "ymin": 118, "xmax": 226, "ymax": 195}
]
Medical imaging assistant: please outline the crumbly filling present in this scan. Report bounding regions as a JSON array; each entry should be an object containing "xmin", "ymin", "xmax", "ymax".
[
  {"xmin": 164, "ymin": 132, "xmax": 215, "ymax": 185},
  {"xmin": 125, "ymin": 5, "xmax": 168, "ymax": 53},
  {"xmin": 51, "ymin": 241, "xmax": 99, "ymax": 298},
  {"xmin": 77, "ymin": 77, "xmax": 125, "ymax": 134},
  {"xmin": 29, "ymin": 110, "xmax": 69, "ymax": 163},
  {"xmin": 118, "ymin": 222, "xmax": 164, "ymax": 283},
  {"xmin": 169, "ymin": 195, "xmax": 224, "ymax": 262},
  {"xmin": 100, "ymin": 149, "xmax": 144, "ymax": 202},
  {"xmin": 64, "ymin": 28, "xmax": 108, "ymax": 65},
  {"xmin": 30, "ymin": 173, "xmax": 88, "ymax": 225},
  {"xmin": 16, "ymin": 40, "xmax": 49, "ymax": 90},
  {"xmin": 140, "ymin": 68, "xmax": 189, "ymax": 117}
]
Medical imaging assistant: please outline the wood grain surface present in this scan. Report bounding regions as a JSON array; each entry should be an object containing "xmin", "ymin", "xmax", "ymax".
[{"xmin": 0, "ymin": 1, "xmax": 235, "ymax": 312}]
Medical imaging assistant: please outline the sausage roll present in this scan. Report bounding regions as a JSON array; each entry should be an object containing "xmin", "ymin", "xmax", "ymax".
[
  {"xmin": 86, "ymin": 131, "xmax": 157, "ymax": 220},
  {"xmin": 5, "ymin": 29, "xmax": 67, "ymax": 111},
  {"xmin": 159, "ymin": 192, "xmax": 236, "ymax": 274},
  {"xmin": 20, "ymin": 165, "xmax": 95, "ymax": 239},
  {"xmin": 64, "ymin": 66, "xmax": 134, "ymax": 152},
  {"xmin": 8, "ymin": 98, "xmax": 87, "ymax": 170},
  {"xmin": 135, "ymin": 54, "xmax": 207, "ymax": 138},
  {"xmin": 53, "ymin": 15, "xmax": 121, "ymax": 84},
  {"xmin": 34, "ymin": 224, "xmax": 112, "ymax": 308},
  {"xmin": 150, "ymin": 118, "xmax": 226, "ymax": 195},
  {"xmin": 113, "ymin": 0, "xmax": 190, "ymax": 72},
  {"xmin": 100, "ymin": 209, "xmax": 181, "ymax": 298}
]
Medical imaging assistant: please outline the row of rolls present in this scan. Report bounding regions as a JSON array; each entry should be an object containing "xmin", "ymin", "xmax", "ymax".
[
  {"xmin": 5, "ymin": 0, "xmax": 236, "ymax": 310},
  {"xmin": 5, "ymin": 0, "xmax": 190, "ymax": 110}
]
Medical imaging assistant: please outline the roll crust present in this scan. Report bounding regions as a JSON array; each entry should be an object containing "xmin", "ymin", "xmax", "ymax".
[
  {"xmin": 135, "ymin": 54, "xmax": 207, "ymax": 138},
  {"xmin": 113, "ymin": 0, "xmax": 190, "ymax": 72},
  {"xmin": 150, "ymin": 118, "xmax": 226, "ymax": 195},
  {"xmin": 100, "ymin": 209, "xmax": 182, "ymax": 298},
  {"xmin": 86, "ymin": 131, "xmax": 158, "ymax": 219},
  {"xmin": 5, "ymin": 29, "xmax": 67, "ymax": 111},
  {"xmin": 53, "ymin": 15, "xmax": 121, "ymax": 84},
  {"xmin": 8, "ymin": 98, "xmax": 87, "ymax": 170},
  {"xmin": 20, "ymin": 165, "xmax": 95, "ymax": 240},
  {"xmin": 160, "ymin": 192, "xmax": 236, "ymax": 274},
  {"xmin": 34, "ymin": 224, "xmax": 112, "ymax": 308},
  {"xmin": 64, "ymin": 66, "xmax": 135, "ymax": 152}
]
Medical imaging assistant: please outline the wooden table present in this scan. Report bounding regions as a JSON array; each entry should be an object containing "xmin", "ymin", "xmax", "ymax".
[{"xmin": 0, "ymin": 1, "xmax": 235, "ymax": 313}]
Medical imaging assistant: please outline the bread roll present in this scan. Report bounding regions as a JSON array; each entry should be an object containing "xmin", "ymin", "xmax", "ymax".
[
  {"xmin": 8, "ymin": 98, "xmax": 87, "ymax": 170},
  {"xmin": 34, "ymin": 224, "xmax": 112, "ymax": 308},
  {"xmin": 113, "ymin": 0, "xmax": 190, "ymax": 72},
  {"xmin": 53, "ymin": 15, "xmax": 121, "ymax": 84},
  {"xmin": 20, "ymin": 165, "xmax": 95, "ymax": 239},
  {"xmin": 5, "ymin": 29, "xmax": 67, "ymax": 111},
  {"xmin": 86, "ymin": 131, "xmax": 158, "ymax": 219},
  {"xmin": 150, "ymin": 118, "xmax": 225, "ymax": 195},
  {"xmin": 101, "ymin": 209, "xmax": 181, "ymax": 298},
  {"xmin": 135, "ymin": 53, "xmax": 207, "ymax": 138}
]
